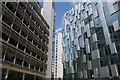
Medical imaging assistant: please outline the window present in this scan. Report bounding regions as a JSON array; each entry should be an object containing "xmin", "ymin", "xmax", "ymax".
[
  {"xmin": 9, "ymin": 38, "xmax": 18, "ymax": 46},
  {"xmin": 30, "ymin": 64, "xmax": 34, "ymax": 69},
  {"xmin": 24, "ymin": 61, "xmax": 29, "ymax": 67},
  {"xmin": 19, "ymin": 2, "xmax": 25, "ymax": 10},
  {"xmin": 29, "ymin": 26, "xmax": 34, "ymax": 32},
  {"xmin": 6, "ymin": 2, "xmax": 16, "ymax": 13},
  {"xmin": 23, "ymin": 19, "xmax": 29, "ymax": 27},
  {"xmin": 37, "ymin": 55, "xmax": 40, "ymax": 59},
  {"xmin": 40, "ymin": 68, "xmax": 43, "ymax": 72},
  {"xmin": 110, "ymin": 54, "xmax": 118, "ymax": 65},
  {"xmin": 16, "ymin": 12, "xmax": 23, "ymax": 21},
  {"xmin": 35, "ymin": 66, "xmax": 39, "ymax": 71},
  {"xmin": 12, "ymin": 24, "xmax": 20, "ymax": 33},
  {"xmin": 27, "ymin": 36, "xmax": 32, "ymax": 42},
  {"xmin": 2, "ymin": 15, "xmax": 12, "ymax": 26},
  {"xmin": 31, "ymin": 52, "xmax": 36, "ymax": 57},
  {"xmin": 5, "ymin": 53, "xmax": 15, "ymax": 62},
  {"xmin": 113, "ymin": 2, "xmax": 119, "ymax": 12},
  {"xmin": 100, "ymin": 57, "xmax": 109, "ymax": 67},
  {"xmin": 25, "ymin": 48, "xmax": 31, "ymax": 55},
  {"xmin": 2, "ymin": 33, "xmax": 9, "ymax": 41},
  {"xmin": 18, "ymin": 43, "xmax": 25, "ymax": 51},
  {"xmin": 33, "ymin": 40, "xmax": 37, "ymax": 46},
  {"xmin": 15, "ymin": 58, "xmax": 23, "ymax": 65},
  {"xmin": 94, "ymin": 17, "xmax": 99, "ymax": 25},
  {"xmin": 21, "ymin": 30, "xmax": 27, "ymax": 38},
  {"xmin": 108, "ymin": 25, "xmax": 114, "ymax": 34}
]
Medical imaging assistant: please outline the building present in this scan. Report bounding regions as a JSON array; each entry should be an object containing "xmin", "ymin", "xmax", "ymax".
[
  {"xmin": 41, "ymin": 0, "xmax": 55, "ymax": 78},
  {"xmin": 62, "ymin": 0, "xmax": 120, "ymax": 79},
  {"xmin": 53, "ymin": 31, "xmax": 63, "ymax": 79},
  {"xmin": 1, "ymin": 1, "xmax": 53, "ymax": 80}
]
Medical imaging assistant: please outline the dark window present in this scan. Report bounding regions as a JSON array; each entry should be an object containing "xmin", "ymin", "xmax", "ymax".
[
  {"xmin": 29, "ymin": 25, "xmax": 34, "ymax": 32},
  {"xmin": 9, "ymin": 38, "xmax": 18, "ymax": 46},
  {"xmin": 21, "ymin": 30, "xmax": 27, "ymax": 38},
  {"xmin": 25, "ymin": 48, "xmax": 31, "ymax": 55},
  {"xmin": 1, "ymin": 52, "xmax": 5, "ymax": 59},
  {"xmin": 23, "ymin": 19, "xmax": 29, "ymax": 27},
  {"xmin": 40, "ymin": 68, "xmax": 43, "ymax": 72},
  {"xmin": 30, "ymin": 64, "xmax": 34, "ymax": 69},
  {"xmin": 84, "ymin": 15, "xmax": 92, "ymax": 25},
  {"xmin": 26, "ymin": 9, "xmax": 31, "ymax": 17},
  {"xmin": 6, "ymin": 2, "xmax": 16, "ymax": 13},
  {"xmin": 27, "ymin": 36, "xmax": 32, "ymax": 42},
  {"xmin": 35, "ymin": 30, "xmax": 38, "ymax": 36},
  {"xmin": 100, "ymin": 57, "xmax": 109, "ymax": 67},
  {"xmin": 2, "ymin": 33, "xmax": 9, "ymax": 41},
  {"xmin": 2, "ymin": 15, "xmax": 12, "ymax": 26},
  {"xmin": 41, "ymin": 58, "xmax": 44, "ymax": 62},
  {"xmin": 24, "ymin": 61, "xmax": 29, "ymax": 67},
  {"xmin": 12, "ymin": 24, "xmax": 20, "ymax": 33},
  {"xmin": 18, "ymin": 43, "xmax": 25, "ymax": 51},
  {"xmin": 33, "ymin": 40, "xmax": 37, "ymax": 46},
  {"xmin": 15, "ymin": 58, "xmax": 23, "ymax": 65},
  {"xmin": 110, "ymin": 54, "xmax": 118, "ymax": 65},
  {"xmin": 37, "ymin": 55, "xmax": 40, "ymax": 59},
  {"xmin": 5, "ymin": 53, "xmax": 14, "ymax": 62},
  {"xmin": 31, "ymin": 52, "xmax": 36, "ymax": 57},
  {"xmin": 16, "ymin": 12, "xmax": 23, "ymax": 21},
  {"xmin": 35, "ymin": 66, "xmax": 39, "ymax": 71},
  {"xmin": 19, "ymin": 2, "xmax": 25, "ymax": 10}
]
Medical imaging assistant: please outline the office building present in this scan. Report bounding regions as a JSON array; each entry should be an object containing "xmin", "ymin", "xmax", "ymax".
[
  {"xmin": 1, "ymin": 1, "xmax": 53, "ymax": 80},
  {"xmin": 54, "ymin": 31, "xmax": 63, "ymax": 79},
  {"xmin": 41, "ymin": 0, "xmax": 55, "ymax": 78},
  {"xmin": 62, "ymin": 0, "xmax": 120, "ymax": 79}
]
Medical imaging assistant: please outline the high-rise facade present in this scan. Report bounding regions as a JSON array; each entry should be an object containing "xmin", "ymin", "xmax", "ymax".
[
  {"xmin": 42, "ymin": 0, "xmax": 55, "ymax": 78},
  {"xmin": 1, "ymin": 1, "xmax": 53, "ymax": 80},
  {"xmin": 62, "ymin": 0, "xmax": 120, "ymax": 79},
  {"xmin": 54, "ymin": 31, "xmax": 63, "ymax": 79}
]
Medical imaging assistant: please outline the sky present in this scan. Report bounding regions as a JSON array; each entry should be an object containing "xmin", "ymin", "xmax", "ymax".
[
  {"xmin": 39, "ymin": 1, "xmax": 78, "ymax": 32},
  {"xmin": 54, "ymin": 2, "xmax": 76, "ymax": 31}
]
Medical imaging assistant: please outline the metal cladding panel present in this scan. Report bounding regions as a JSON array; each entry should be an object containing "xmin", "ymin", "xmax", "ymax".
[
  {"xmin": 110, "ymin": 43, "xmax": 117, "ymax": 54},
  {"xmin": 113, "ymin": 20, "xmax": 119, "ymax": 31},
  {"xmin": 111, "ymin": 64, "xmax": 119, "ymax": 77},
  {"xmin": 93, "ymin": 68, "xmax": 99, "ymax": 78},
  {"xmin": 100, "ymin": 66, "xmax": 110, "ymax": 78},
  {"xmin": 92, "ymin": 49, "xmax": 100, "ymax": 60}
]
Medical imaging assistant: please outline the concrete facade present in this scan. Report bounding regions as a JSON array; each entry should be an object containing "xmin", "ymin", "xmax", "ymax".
[
  {"xmin": 42, "ymin": 0, "xmax": 55, "ymax": 78},
  {"xmin": 1, "ymin": 1, "xmax": 53, "ymax": 80}
]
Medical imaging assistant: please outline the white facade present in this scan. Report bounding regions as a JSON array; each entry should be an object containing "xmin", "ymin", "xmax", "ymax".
[
  {"xmin": 41, "ymin": 0, "xmax": 55, "ymax": 78},
  {"xmin": 54, "ymin": 32, "xmax": 63, "ymax": 79}
]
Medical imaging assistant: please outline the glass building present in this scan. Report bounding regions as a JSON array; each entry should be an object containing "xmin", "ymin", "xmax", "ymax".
[
  {"xmin": 1, "ymin": 1, "xmax": 51, "ymax": 80},
  {"xmin": 62, "ymin": 0, "xmax": 120, "ymax": 79}
]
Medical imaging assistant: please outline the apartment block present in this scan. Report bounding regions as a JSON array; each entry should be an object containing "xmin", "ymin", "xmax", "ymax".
[
  {"xmin": 1, "ymin": 1, "xmax": 51, "ymax": 80},
  {"xmin": 62, "ymin": 1, "xmax": 120, "ymax": 79},
  {"xmin": 54, "ymin": 31, "xmax": 63, "ymax": 79}
]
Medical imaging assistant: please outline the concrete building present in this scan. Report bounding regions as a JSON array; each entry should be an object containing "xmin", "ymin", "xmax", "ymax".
[
  {"xmin": 1, "ymin": 1, "xmax": 54, "ymax": 80},
  {"xmin": 62, "ymin": 0, "xmax": 120, "ymax": 79},
  {"xmin": 54, "ymin": 31, "xmax": 63, "ymax": 79},
  {"xmin": 41, "ymin": 0, "xmax": 55, "ymax": 78}
]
